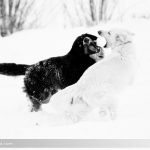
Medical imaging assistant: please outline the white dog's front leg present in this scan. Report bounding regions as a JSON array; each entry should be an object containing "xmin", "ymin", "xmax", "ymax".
[
  {"xmin": 107, "ymin": 103, "xmax": 117, "ymax": 120},
  {"xmin": 99, "ymin": 96, "xmax": 117, "ymax": 120},
  {"xmin": 64, "ymin": 96, "xmax": 91, "ymax": 123},
  {"xmin": 99, "ymin": 105, "xmax": 116, "ymax": 120}
]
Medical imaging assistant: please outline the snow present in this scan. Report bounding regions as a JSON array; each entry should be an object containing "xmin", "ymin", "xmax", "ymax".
[{"xmin": 0, "ymin": 19, "xmax": 150, "ymax": 139}]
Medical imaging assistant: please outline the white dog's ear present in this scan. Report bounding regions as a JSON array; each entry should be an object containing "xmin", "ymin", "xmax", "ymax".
[
  {"xmin": 116, "ymin": 34, "xmax": 125, "ymax": 43},
  {"xmin": 126, "ymin": 31, "xmax": 135, "ymax": 36}
]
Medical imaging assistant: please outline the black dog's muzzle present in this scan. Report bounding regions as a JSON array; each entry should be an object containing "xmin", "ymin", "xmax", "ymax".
[
  {"xmin": 88, "ymin": 44, "xmax": 102, "ymax": 54},
  {"xmin": 83, "ymin": 37, "xmax": 102, "ymax": 55}
]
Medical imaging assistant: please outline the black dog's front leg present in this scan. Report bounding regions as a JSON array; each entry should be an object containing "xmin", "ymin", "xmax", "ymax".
[{"xmin": 30, "ymin": 97, "xmax": 41, "ymax": 112}]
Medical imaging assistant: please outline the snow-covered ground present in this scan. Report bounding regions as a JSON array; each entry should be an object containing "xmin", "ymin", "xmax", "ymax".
[{"xmin": 0, "ymin": 19, "xmax": 150, "ymax": 139}]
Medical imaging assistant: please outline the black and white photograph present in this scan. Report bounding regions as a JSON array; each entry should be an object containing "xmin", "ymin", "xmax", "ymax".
[{"xmin": 0, "ymin": 0, "xmax": 150, "ymax": 148}]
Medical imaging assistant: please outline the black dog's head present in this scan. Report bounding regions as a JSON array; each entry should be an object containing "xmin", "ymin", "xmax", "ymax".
[{"xmin": 69, "ymin": 33, "xmax": 104, "ymax": 62}]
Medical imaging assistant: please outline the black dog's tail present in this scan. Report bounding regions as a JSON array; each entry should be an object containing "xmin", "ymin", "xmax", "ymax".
[{"xmin": 0, "ymin": 63, "xmax": 30, "ymax": 76}]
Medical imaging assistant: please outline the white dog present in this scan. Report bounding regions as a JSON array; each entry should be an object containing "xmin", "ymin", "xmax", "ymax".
[{"xmin": 43, "ymin": 29, "xmax": 136, "ymax": 122}]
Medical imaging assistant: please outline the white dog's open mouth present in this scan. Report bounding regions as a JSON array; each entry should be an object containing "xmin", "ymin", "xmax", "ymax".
[
  {"xmin": 104, "ymin": 42, "xmax": 109, "ymax": 48},
  {"xmin": 99, "ymin": 36, "xmax": 109, "ymax": 48},
  {"xmin": 101, "ymin": 37, "xmax": 111, "ymax": 48},
  {"xmin": 97, "ymin": 36, "xmax": 106, "ymax": 47},
  {"xmin": 97, "ymin": 30, "xmax": 110, "ymax": 48}
]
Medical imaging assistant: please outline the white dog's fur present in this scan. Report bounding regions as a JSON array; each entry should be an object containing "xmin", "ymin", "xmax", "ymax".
[{"xmin": 43, "ymin": 29, "xmax": 136, "ymax": 122}]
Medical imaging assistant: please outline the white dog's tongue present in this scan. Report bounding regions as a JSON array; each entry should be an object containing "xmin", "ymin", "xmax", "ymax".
[{"xmin": 96, "ymin": 36, "xmax": 106, "ymax": 47}]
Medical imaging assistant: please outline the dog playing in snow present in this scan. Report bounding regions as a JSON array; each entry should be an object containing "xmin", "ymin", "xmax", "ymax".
[
  {"xmin": 0, "ymin": 33, "xmax": 105, "ymax": 111},
  {"xmin": 43, "ymin": 29, "xmax": 136, "ymax": 122}
]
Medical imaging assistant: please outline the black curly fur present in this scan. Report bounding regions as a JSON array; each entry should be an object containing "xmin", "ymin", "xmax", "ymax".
[{"xmin": 0, "ymin": 33, "xmax": 103, "ymax": 111}]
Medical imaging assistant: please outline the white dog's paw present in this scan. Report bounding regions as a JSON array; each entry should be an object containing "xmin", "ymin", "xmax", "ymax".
[
  {"xmin": 99, "ymin": 107, "xmax": 111, "ymax": 121},
  {"xmin": 108, "ymin": 105, "xmax": 117, "ymax": 120},
  {"xmin": 99, "ymin": 104, "xmax": 117, "ymax": 120},
  {"xmin": 65, "ymin": 111, "xmax": 81, "ymax": 123},
  {"xmin": 99, "ymin": 107, "xmax": 108, "ymax": 117}
]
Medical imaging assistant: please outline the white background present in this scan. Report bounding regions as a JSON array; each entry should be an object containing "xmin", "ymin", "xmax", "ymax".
[{"xmin": 0, "ymin": 0, "xmax": 150, "ymax": 140}]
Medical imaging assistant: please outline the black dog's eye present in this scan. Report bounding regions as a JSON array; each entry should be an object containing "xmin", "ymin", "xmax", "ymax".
[
  {"xmin": 108, "ymin": 32, "xmax": 111, "ymax": 35},
  {"xmin": 83, "ymin": 37, "xmax": 91, "ymax": 44}
]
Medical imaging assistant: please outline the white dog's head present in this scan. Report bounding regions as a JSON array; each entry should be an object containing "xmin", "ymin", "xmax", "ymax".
[{"xmin": 98, "ymin": 29, "xmax": 134, "ymax": 49}]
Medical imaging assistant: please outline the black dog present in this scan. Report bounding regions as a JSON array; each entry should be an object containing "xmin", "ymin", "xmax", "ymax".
[{"xmin": 0, "ymin": 33, "xmax": 104, "ymax": 111}]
